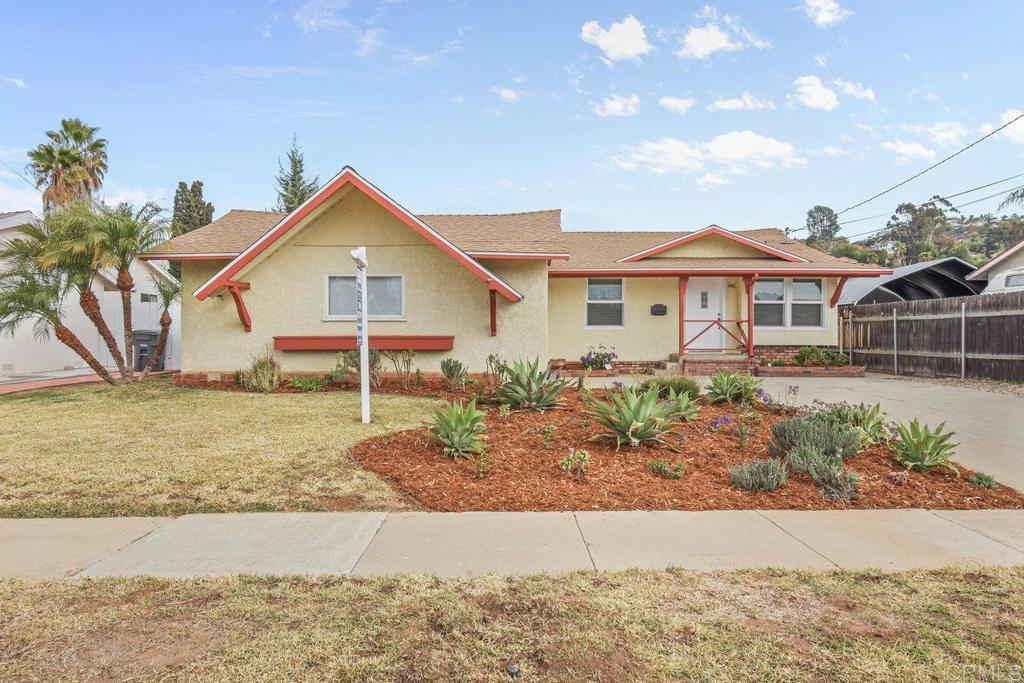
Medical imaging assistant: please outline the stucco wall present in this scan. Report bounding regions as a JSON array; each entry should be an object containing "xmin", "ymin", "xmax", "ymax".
[
  {"xmin": 657, "ymin": 234, "xmax": 768, "ymax": 259},
  {"xmin": 989, "ymin": 249, "xmax": 1024, "ymax": 279},
  {"xmin": 547, "ymin": 275, "xmax": 840, "ymax": 361},
  {"xmin": 180, "ymin": 190, "xmax": 547, "ymax": 373}
]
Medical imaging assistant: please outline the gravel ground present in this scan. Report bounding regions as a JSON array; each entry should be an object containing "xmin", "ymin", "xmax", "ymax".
[{"xmin": 889, "ymin": 374, "xmax": 1024, "ymax": 398}]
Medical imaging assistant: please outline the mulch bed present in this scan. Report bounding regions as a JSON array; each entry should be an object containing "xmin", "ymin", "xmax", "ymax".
[{"xmin": 351, "ymin": 393, "xmax": 1024, "ymax": 512}]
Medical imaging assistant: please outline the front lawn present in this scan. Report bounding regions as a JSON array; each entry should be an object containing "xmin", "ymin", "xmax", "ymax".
[
  {"xmin": 0, "ymin": 379, "xmax": 439, "ymax": 517},
  {"xmin": 2, "ymin": 568, "xmax": 1023, "ymax": 681}
]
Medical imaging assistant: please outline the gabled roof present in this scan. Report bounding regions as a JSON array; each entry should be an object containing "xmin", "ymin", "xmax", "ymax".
[
  {"xmin": 191, "ymin": 167, "xmax": 525, "ymax": 302},
  {"xmin": 968, "ymin": 237, "xmax": 1024, "ymax": 280},
  {"xmin": 0, "ymin": 210, "xmax": 39, "ymax": 232},
  {"xmin": 617, "ymin": 225, "xmax": 807, "ymax": 263}
]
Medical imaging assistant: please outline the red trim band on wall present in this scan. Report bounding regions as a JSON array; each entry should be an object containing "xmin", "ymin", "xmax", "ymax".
[{"xmin": 274, "ymin": 335, "xmax": 454, "ymax": 351}]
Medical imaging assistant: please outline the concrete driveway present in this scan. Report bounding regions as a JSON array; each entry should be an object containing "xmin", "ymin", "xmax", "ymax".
[{"xmin": 758, "ymin": 374, "xmax": 1024, "ymax": 490}]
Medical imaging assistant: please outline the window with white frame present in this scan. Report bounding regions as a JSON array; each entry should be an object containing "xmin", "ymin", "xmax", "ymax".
[
  {"xmin": 586, "ymin": 278, "xmax": 624, "ymax": 327},
  {"xmin": 754, "ymin": 277, "xmax": 824, "ymax": 328},
  {"xmin": 325, "ymin": 274, "xmax": 404, "ymax": 320}
]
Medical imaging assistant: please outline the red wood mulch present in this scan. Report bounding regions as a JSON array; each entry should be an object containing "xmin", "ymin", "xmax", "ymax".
[{"xmin": 351, "ymin": 393, "xmax": 1024, "ymax": 512}]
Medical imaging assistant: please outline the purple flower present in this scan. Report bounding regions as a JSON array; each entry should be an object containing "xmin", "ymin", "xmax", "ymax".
[
  {"xmin": 710, "ymin": 418, "xmax": 721, "ymax": 430},
  {"xmin": 612, "ymin": 381, "xmax": 624, "ymax": 389},
  {"xmin": 721, "ymin": 415, "xmax": 731, "ymax": 424}
]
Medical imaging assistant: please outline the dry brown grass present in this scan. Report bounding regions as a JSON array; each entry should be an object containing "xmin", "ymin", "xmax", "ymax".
[
  {"xmin": 0, "ymin": 378, "xmax": 439, "ymax": 517},
  {"xmin": 2, "ymin": 568, "xmax": 1023, "ymax": 681}
]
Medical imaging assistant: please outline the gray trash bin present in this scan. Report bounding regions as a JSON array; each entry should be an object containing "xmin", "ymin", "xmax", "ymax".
[{"xmin": 133, "ymin": 330, "xmax": 163, "ymax": 372}]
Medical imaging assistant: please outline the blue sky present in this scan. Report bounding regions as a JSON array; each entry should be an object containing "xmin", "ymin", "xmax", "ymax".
[{"xmin": 2, "ymin": 0, "xmax": 1023, "ymax": 239}]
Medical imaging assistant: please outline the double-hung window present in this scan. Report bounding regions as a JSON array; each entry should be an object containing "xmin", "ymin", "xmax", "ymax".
[
  {"xmin": 586, "ymin": 278, "xmax": 624, "ymax": 327},
  {"xmin": 753, "ymin": 278, "xmax": 824, "ymax": 328},
  {"xmin": 325, "ymin": 274, "xmax": 404, "ymax": 320}
]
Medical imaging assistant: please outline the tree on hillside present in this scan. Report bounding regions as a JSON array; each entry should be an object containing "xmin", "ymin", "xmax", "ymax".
[
  {"xmin": 275, "ymin": 135, "xmax": 319, "ymax": 213},
  {"xmin": 803, "ymin": 205, "xmax": 841, "ymax": 252},
  {"xmin": 169, "ymin": 180, "xmax": 215, "ymax": 278},
  {"xmin": 867, "ymin": 196, "xmax": 959, "ymax": 265},
  {"xmin": 27, "ymin": 118, "xmax": 108, "ymax": 213}
]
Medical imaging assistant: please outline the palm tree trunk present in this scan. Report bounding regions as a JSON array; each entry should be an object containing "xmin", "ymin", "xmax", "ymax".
[
  {"xmin": 78, "ymin": 288, "xmax": 128, "ymax": 376},
  {"xmin": 117, "ymin": 269, "xmax": 135, "ymax": 381},
  {"xmin": 140, "ymin": 310, "xmax": 171, "ymax": 379},
  {"xmin": 54, "ymin": 324, "xmax": 117, "ymax": 385}
]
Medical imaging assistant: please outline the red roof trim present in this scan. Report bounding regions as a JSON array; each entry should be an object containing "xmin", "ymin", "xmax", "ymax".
[
  {"xmin": 193, "ymin": 167, "xmax": 523, "ymax": 302},
  {"xmin": 549, "ymin": 268, "xmax": 891, "ymax": 278},
  {"xmin": 139, "ymin": 253, "xmax": 238, "ymax": 261},
  {"xmin": 274, "ymin": 335, "xmax": 454, "ymax": 351},
  {"xmin": 617, "ymin": 226, "xmax": 807, "ymax": 263}
]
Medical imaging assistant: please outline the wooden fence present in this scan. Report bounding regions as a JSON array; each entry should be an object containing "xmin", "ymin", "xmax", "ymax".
[{"xmin": 840, "ymin": 291, "xmax": 1024, "ymax": 382}]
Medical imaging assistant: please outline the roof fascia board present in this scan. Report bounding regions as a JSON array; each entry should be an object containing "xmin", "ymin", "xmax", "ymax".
[{"xmin": 616, "ymin": 225, "xmax": 808, "ymax": 263}]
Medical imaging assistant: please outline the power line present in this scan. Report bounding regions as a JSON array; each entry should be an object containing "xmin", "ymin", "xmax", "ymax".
[
  {"xmin": 839, "ymin": 183, "xmax": 1024, "ymax": 242},
  {"xmin": 790, "ymin": 170, "xmax": 1024, "ymax": 233},
  {"xmin": 0, "ymin": 159, "xmax": 41, "ymax": 194},
  {"xmin": 834, "ymin": 110, "xmax": 1024, "ymax": 217}
]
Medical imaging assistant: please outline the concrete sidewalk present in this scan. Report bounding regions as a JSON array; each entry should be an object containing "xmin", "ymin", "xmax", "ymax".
[{"xmin": 4, "ymin": 509, "xmax": 1024, "ymax": 579}]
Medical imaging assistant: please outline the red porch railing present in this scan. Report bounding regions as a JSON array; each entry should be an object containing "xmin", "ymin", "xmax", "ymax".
[{"xmin": 682, "ymin": 318, "xmax": 749, "ymax": 353}]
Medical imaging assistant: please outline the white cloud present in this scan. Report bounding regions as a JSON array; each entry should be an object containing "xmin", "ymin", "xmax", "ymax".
[
  {"xmin": 1000, "ymin": 109, "xmax": 1024, "ymax": 145},
  {"xmin": 0, "ymin": 173, "xmax": 41, "ymax": 215},
  {"xmin": 293, "ymin": 0, "xmax": 350, "ymax": 33},
  {"xmin": 901, "ymin": 121, "xmax": 971, "ymax": 147},
  {"xmin": 492, "ymin": 86, "xmax": 521, "ymax": 103},
  {"xmin": 832, "ymin": 78, "xmax": 875, "ymax": 101},
  {"xmin": 98, "ymin": 186, "xmax": 171, "ymax": 208},
  {"xmin": 707, "ymin": 91, "xmax": 775, "ymax": 111},
  {"xmin": 818, "ymin": 145, "xmax": 849, "ymax": 156},
  {"xmin": 789, "ymin": 75, "xmax": 839, "ymax": 111},
  {"xmin": 592, "ymin": 93, "xmax": 640, "ymax": 117},
  {"xmin": 881, "ymin": 140, "xmax": 936, "ymax": 161},
  {"xmin": 924, "ymin": 92, "xmax": 938, "ymax": 102},
  {"xmin": 0, "ymin": 74, "xmax": 26, "ymax": 89},
  {"xmin": 451, "ymin": 94, "xmax": 464, "ymax": 104},
  {"xmin": 580, "ymin": 14, "xmax": 652, "ymax": 62},
  {"xmin": 675, "ymin": 6, "xmax": 769, "ymax": 60},
  {"xmin": 659, "ymin": 96, "xmax": 696, "ymax": 114},
  {"xmin": 800, "ymin": 0, "xmax": 853, "ymax": 28},
  {"xmin": 614, "ymin": 129, "xmax": 803, "ymax": 184},
  {"xmin": 814, "ymin": 53, "xmax": 829, "ymax": 67},
  {"xmin": 356, "ymin": 28, "xmax": 386, "ymax": 55}
]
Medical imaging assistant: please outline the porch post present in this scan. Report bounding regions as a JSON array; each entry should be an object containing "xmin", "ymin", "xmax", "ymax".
[
  {"xmin": 742, "ymin": 275, "xmax": 757, "ymax": 358},
  {"xmin": 678, "ymin": 276, "xmax": 688, "ymax": 357},
  {"xmin": 489, "ymin": 289, "xmax": 497, "ymax": 336}
]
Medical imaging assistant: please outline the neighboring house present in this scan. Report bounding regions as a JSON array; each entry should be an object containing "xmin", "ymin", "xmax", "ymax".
[
  {"xmin": 968, "ymin": 237, "xmax": 1024, "ymax": 294},
  {"xmin": 837, "ymin": 257, "xmax": 983, "ymax": 307},
  {"xmin": 141, "ymin": 167, "xmax": 890, "ymax": 375},
  {"xmin": 0, "ymin": 210, "xmax": 182, "ymax": 376}
]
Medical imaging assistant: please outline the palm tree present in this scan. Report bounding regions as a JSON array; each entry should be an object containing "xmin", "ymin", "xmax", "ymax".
[
  {"xmin": 0, "ymin": 245, "xmax": 115, "ymax": 385},
  {"xmin": 34, "ymin": 203, "xmax": 129, "ymax": 377},
  {"xmin": 27, "ymin": 118, "xmax": 108, "ymax": 213},
  {"xmin": 89, "ymin": 202, "xmax": 169, "ymax": 380},
  {"xmin": 140, "ymin": 278, "xmax": 180, "ymax": 379},
  {"xmin": 999, "ymin": 188, "xmax": 1024, "ymax": 211}
]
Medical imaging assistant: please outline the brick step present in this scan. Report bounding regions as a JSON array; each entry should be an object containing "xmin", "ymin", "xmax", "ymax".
[{"xmin": 680, "ymin": 355, "xmax": 760, "ymax": 376}]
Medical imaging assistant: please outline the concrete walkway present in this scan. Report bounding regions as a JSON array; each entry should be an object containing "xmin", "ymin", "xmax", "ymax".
[{"xmin": 4, "ymin": 509, "xmax": 1024, "ymax": 579}]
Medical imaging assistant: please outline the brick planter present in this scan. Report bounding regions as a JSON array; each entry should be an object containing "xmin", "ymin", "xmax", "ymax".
[{"xmin": 754, "ymin": 365, "xmax": 865, "ymax": 377}]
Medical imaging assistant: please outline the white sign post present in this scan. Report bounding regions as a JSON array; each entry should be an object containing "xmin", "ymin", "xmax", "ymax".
[{"xmin": 351, "ymin": 247, "xmax": 370, "ymax": 424}]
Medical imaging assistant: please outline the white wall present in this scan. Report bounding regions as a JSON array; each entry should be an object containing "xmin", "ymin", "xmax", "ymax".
[{"xmin": 0, "ymin": 224, "xmax": 180, "ymax": 376}]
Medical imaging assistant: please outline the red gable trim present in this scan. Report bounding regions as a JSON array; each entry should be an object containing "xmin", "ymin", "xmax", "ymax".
[
  {"xmin": 549, "ymin": 267, "xmax": 892, "ymax": 278},
  {"xmin": 193, "ymin": 167, "xmax": 523, "ymax": 302},
  {"xmin": 617, "ymin": 226, "xmax": 807, "ymax": 263}
]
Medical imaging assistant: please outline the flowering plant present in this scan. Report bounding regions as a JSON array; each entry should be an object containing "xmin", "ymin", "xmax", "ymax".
[{"xmin": 579, "ymin": 345, "xmax": 617, "ymax": 371}]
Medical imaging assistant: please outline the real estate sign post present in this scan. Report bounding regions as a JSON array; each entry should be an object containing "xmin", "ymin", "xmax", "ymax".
[{"xmin": 351, "ymin": 247, "xmax": 370, "ymax": 423}]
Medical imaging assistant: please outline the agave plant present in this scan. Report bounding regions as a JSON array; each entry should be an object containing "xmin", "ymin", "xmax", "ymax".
[
  {"xmin": 497, "ymin": 358, "xmax": 572, "ymax": 411},
  {"xmin": 586, "ymin": 386, "xmax": 687, "ymax": 451},
  {"xmin": 705, "ymin": 372, "xmax": 762, "ymax": 404},
  {"xmin": 893, "ymin": 419, "xmax": 959, "ymax": 476},
  {"xmin": 428, "ymin": 399, "xmax": 487, "ymax": 458}
]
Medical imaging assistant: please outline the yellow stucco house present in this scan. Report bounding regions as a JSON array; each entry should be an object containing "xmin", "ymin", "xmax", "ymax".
[{"xmin": 143, "ymin": 167, "xmax": 890, "ymax": 375}]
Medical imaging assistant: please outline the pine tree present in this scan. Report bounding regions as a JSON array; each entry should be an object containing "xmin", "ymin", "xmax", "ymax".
[
  {"xmin": 169, "ymin": 180, "xmax": 214, "ymax": 278},
  {"xmin": 275, "ymin": 135, "xmax": 319, "ymax": 213}
]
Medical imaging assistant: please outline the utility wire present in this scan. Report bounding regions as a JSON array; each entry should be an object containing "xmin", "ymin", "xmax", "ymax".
[
  {"xmin": 790, "ymin": 170, "xmax": 1024, "ymax": 233},
  {"xmin": 0, "ymin": 159, "xmax": 41, "ymax": 194},
  {"xmin": 832, "ymin": 110, "xmax": 1024, "ymax": 217},
  {"xmin": 838, "ymin": 183, "xmax": 1024, "ymax": 242}
]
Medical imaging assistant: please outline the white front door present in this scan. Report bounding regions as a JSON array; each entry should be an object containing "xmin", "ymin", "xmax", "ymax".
[{"xmin": 684, "ymin": 277, "xmax": 724, "ymax": 350}]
